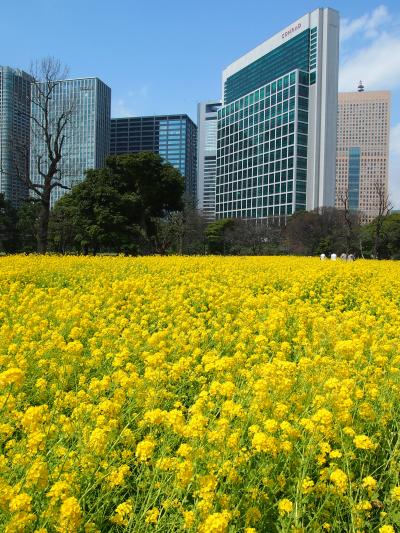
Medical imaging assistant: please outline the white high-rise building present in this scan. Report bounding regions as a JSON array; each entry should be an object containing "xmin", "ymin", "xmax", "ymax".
[
  {"xmin": 216, "ymin": 8, "xmax": 340, "ymax": 220},
  {"xmin": 197, "ymin": 101, "xmax": 222, "ymax": 220}
]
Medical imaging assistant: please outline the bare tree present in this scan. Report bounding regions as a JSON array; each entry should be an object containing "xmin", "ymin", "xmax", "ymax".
[
  {"xmin": 14, "ymin": 57, "xmax": 75, "ymax": 253},
  {"xmin": 152, "ymin": 212, "xmax": 184, "ymax": 255},
  {"xmin": 372, "ymin": 181, "xmax": 392, "ymax": 259},
  {"xmin": 225, "ymin": 218, "xmax": 282, "ymax": 255},
  {"xmin": 337, "ymin": 187, "xmax": 360, "ymax": 254}
]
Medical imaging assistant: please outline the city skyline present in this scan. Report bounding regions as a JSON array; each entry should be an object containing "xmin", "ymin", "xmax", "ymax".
[{"xmin": 1, "ymin": 1, "xmax": 399, "ymax": 207}]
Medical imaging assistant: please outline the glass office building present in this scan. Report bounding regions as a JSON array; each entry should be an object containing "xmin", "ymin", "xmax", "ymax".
[
  {"xmin": 217, "ymin": 8, "xmax": 339, "ymax": 220},
  {"xmin": 0, "ymin": 66, "xmax": 32, "ymax": 207},
  {"xmin": 110, "ymin": 115, "xmax": 197, "ymax": 199},
  {"xmin": 197, "ymin": 101, "xmax": 222, "ymax": 220},
  {"xmin": 30, "ymin": 77, "xmax": 111, "ymax": 205}
]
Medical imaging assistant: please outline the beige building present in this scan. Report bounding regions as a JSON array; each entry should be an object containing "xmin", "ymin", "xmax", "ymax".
[{"xmin": 336, "ymin": 87, "xmax": 390, "ymax": 222}]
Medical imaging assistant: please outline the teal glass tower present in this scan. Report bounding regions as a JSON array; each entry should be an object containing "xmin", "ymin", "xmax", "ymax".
[
  {"xmin": 0, "ymin": 66, "xmax": 32, "ymax": 207},
  {"xmin": 216, "ymin": 8, "xmax": 339, "ymax": 220},
  {"xmin": 30, "ymin": 77, "xmax": 111, "ymax": 205}
]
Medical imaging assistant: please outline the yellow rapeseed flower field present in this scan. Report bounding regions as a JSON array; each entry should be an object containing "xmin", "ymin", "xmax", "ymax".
[{"xmin": 0, "ymin": 256, "xmax": 400, "ymax": 532}]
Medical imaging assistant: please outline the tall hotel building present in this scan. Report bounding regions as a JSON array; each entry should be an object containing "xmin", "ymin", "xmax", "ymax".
[
  {"xmin": 110, "ymin": 115, "xmax": 197, "ymax": 199},
  {"xmin": 336, "ymin": 87, "xmax": 390, "ymax": 223},
  {"xmin": 216, "ymin": 8, "xmax": 339, "ymax": 220},
  {"xmin": 197, "ymin": 101, "xmax": 222, "ymax": 220},
  {"xmin": 0, "ymin": 66, "xmax": 32, "ymax": 207},
  {"xmin": 30, "ymin": 77, "xmax": 111, "ymax": 205}
]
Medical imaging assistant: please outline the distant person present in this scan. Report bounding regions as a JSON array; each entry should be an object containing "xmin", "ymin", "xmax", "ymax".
[
  {"xmin": 347, "ymin": 254, "xmax": 355, "ymax": 261},
  {"xmin": 320, "ymin": 253, "xmax": 326, "ymax": 261},
  {"xmin": 340, "ymin": 253, "xmax": 347, "ymax": 261},
  {"xmin": 331, "ymin": 253, "xmax": 337, "ymax": 261}
]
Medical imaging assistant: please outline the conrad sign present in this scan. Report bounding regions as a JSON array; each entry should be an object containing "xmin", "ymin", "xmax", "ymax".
[{"xmin": 282, "ymin": 22, "xmax": 302, "ymax": 40}]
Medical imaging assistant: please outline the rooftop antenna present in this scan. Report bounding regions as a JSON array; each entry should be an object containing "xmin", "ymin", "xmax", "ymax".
[{"xmin": 357, "ymin": 81, "xmax": 365, "ymax": 92}]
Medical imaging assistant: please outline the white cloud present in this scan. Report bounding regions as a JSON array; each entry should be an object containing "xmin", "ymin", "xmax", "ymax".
[
  {"xmin": 112, "ymin": 98, "xmax": 134, "ymax": 118},
  {"xmin": 341, "ymin": 5, "xmax": 389, "ymax": 42},
  {"xmin": 111, "ymin": 84, "xmax": 151, "ymax": 118},
  {"xmin": 339, "ymin": 6, "xmax": 400, "ymax": 209},
  {"xmin": 339, "ymin": 33, "xmax": 400, "ymax": 92},
  {"xmin": 390, "ymin": 123, "xmax": 400, "ymax": 209},
  {"xmin": 127, "ymin": 84, "xmax": 150, "ymax": 99}
]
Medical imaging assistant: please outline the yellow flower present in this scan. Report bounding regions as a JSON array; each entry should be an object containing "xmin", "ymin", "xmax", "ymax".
[
  {"xmin": 107, "ymin": 464, "xmax": 130, "ymax": 488},
  {"xmin": 353, "ymin": 434, "xmax": 376, "ymax": 450},
  {"xmin": 356, "ymin": 500, "xmax": 372, "ymax": 511},
  {"xmin": 9, "ymin": 493, "xmax": 32, "ymax": 513},
  {"xmin": 330, "ymin": 469, "xmax": 348, "ymax": 493},
  {"xmin": 110, "ymin": 501, "xmax": 133, "ymax": 526},
  {"xmin": 47, "ymin": 481, "xmax": 71, "ymax": 502},
  {"xmin": 199, "ymin": 510, "xmax": 231, "ymax": 533},
  {"xmin": 251, "ymin": 432, "xmax": 278, "ymax": 455},
  {"xmin": 135, "ymin": 438, "xmax": 156, "ymax": 462},
  {"xmin": 145, "ymin": 507, "xmax": 159, "ymax": 524},
  {"xmin": 26, "ymin": 457, "xmax": 48, "ymax": 489},
  {"xmin": 362, "ymin": 475, "xmax": 377, "ymax": 491},
  {"xmin": 0, "ymin": 368, "xmax": 24, "ymax": 389},
  {"xmin": 57, "ymin": 496, "xmax": 82, "ymax": 532},
  {"xmin": 379, "ymin": 526, "xmax": 395, "ymax": 533},
  {"xmin": 183, "ymin": 510, "xmax": 195, "ymax": 529},
  {"xmin": 278, "ymin": 498, "xmax": 293, "ymax": 516},
  {"xmin": 390, "ymin": 486, "xmax": 400, "ymax": 501},
  {"xmin": 302, "ymin": 477, "xmax": 315, "ymax": 492}
]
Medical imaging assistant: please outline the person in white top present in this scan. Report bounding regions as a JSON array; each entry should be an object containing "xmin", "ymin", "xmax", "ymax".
[
  {"xmin": 331, "ymin": 253, "xmax": 337, "ymax": 261},
  {"xmin": 320, "ymin": 253, "xmax": 326, "ymax": 260}
]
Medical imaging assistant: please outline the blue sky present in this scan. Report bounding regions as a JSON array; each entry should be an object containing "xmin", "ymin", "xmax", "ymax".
[{"xmin": 1, "ymin": 0, "xmax": 400, "ymax": 206}]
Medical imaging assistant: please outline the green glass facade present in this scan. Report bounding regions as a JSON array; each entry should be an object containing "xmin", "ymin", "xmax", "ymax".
[
  {"xmin": 224, "ymin": 30, "xmax": 311, "ymax": 104},
  {"xmin": 217, "ymin": 70, "xmax": 309, "ymax": 219},
  {"xmin": 348, "ymin": 147, "xmax": 361, "ymax": 210}
]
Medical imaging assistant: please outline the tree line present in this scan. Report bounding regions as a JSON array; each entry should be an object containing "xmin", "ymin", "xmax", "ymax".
[{"xmin": 1, "ymin": 150, "xmax": 400, "ymax": 258}]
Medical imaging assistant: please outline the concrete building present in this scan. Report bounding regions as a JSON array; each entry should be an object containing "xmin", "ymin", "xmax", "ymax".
[
  {"xmin": 0, "ymin": 66, "xmax": 32, "ymax": 207},
  {"xmin": 110, "ymin": 115, "xmax": 197, "ymax": 199},
  {"xmin": 336, "ymin": 85, "xmax": 391, "ymax": 222},
  {"xmin": 216, "ymin": 8, "xmax": 340, "ymax": 220},
  {"xmin": 197, "ymin": 101, "xmax": 222, "ymax": 220},
  {"xmin": 30, "ymin": 77, "xmax": 111, "ymax": 205}
]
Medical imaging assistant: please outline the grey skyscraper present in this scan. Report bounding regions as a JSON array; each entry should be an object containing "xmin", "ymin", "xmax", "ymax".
[
  {"xmin": 110, "ymin": 115, "xmax": 197, "ymax": 199},
  {"xmin": 0, "ymin": 66, "xmax": 32, "ymax": 207},
  {"xmin": 217, "ymin": 8, "xmax": 339, "ymax": 220},
  {"xmin": 336, "ymin": 88, "xmax": 390, "ymax": 223},
  {"xmin": 30, "ymin": 77, "xmax": 111, "ymax": 205},
  {"xmin": 197, "ymin": 101, "xmax": 222, "ymax": 220}
]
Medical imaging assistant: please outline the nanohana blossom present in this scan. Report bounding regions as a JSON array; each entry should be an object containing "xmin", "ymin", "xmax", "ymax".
[{"xmin": 0, "ymin": 255, "xmax": 399, "ymax": 531}]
